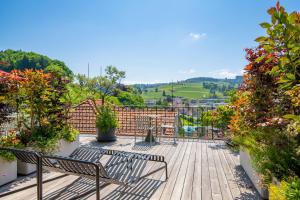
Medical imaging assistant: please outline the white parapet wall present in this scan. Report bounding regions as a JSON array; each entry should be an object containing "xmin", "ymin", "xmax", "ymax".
[
  {"xmin": 240, "ymin": 149, "xmax": 269, "ymax": 199},
  {"xmin": 0, "ymin": 158, "xmax": 17, "ymax": 186}
]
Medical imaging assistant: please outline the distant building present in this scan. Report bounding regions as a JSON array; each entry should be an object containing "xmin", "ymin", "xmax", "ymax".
[
  {"xmin": 173, "ymin": 97, "xmax": 184, "ymax": 107},
  {"xmin": 145, "ymin": 99, "xmax": 157, "ymax": 107}
]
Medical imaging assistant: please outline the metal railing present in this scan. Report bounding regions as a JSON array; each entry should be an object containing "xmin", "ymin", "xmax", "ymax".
[
  {"xmin": 114, "ymin": 105, "xmax": 224, "ymax": 140},
  {"xmin": 0, "ymin": 105, "xmax": 225, "ymax": 140}
]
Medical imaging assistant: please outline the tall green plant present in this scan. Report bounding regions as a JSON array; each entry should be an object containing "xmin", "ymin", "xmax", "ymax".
[
  {"xmin": 96, "ymin": 105, "xmax": 118, "ymax": 133},
  {"xmin": 229, "ymin": 2, "xmax": 300, "ymax": 187}
]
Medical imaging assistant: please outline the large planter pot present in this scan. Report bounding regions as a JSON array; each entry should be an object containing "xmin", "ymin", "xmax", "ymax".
[
  {"xmin": 17, "ymin": 147, "xmax": 36, "ymax": 175},
  {"xmin": 97, "ymin": 128, "xmax": 116, "ymax": 142},
  {"xmin": 240, "ymin": 150, "xmax": 269, "ymax": 199},
  {"xmin": 0, "ymin": 158, "xmax": 17, "ymax": 186},
  {"xmin": 56, "ymin": 136, "xmax": 80, "ymax": 157},
  {"xmin": 17, "ymin": 161, "xmax": 36, "ymax": 175}
]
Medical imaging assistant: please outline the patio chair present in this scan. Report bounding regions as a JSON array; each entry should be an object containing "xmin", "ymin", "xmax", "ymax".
[
  {"xmin": 0, "ymin": 146, "xmax": 168, "ymax": 200},
  {"xmin": 159, "ymin": 114, "xmax": 178, "ymax": 144},
  {"xmin": 135, "ymin": 115, "xmax": 155, "ymax": 145}
]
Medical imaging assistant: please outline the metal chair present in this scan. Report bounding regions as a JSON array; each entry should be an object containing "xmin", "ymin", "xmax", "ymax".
[
  {"xmin": 160, "ymin": 114, "xmax": 178, "ymax": 144},
  {"xmin": 135, "ymin": 115, "xmax": 155, "ymax": 145}
]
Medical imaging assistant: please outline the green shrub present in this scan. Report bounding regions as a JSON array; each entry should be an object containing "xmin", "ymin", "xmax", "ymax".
[
  {"xmin": 60, "ymin": 125, "xmax": 79, "ymax": 142},
  {"xmin": 233, "ymin": 128, "xmax": 300, "ymax": 184},
  {"xmin": 96, "ymin": 105, "xmax": 118, "ymax": 133},
  {"xmin": 286, "ymin": 177, "xmax": 300, "ymax": 200},
  {"xmin": 28, "ymin": 126, "xmax": 60, "ymax": 153},
  {"xmin": 269, "ymin": 178, "xmax": 300, "ymax": 200}
]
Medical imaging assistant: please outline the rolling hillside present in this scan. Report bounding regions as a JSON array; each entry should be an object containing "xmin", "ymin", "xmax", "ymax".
[{"xmin": 135, "ymin": 76, "xmax": 242, "ymax": 100}]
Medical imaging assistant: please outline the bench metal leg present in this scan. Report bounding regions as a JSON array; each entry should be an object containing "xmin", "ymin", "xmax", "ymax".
[
  {"xmin": 96, "ymin": 168, "xmax": 100, "ymax": 200},
  {"xmin": 164, "ymin": 161, "xmax": 168, "ymax": 180},
  {"xmin": 37, "ymin": 158, "xmax": 43, "ymax": 200}
]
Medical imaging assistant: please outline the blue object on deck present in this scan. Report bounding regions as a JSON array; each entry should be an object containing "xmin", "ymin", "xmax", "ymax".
[{"xmin": 182, "ymin": 126, "xmax": 196, "ymax": 135}]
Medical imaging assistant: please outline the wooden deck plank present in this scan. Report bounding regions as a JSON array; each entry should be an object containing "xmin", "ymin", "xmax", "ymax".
[
  {"xmin": 181, "ymin": 141, "xmax": 197, "ymax": 200},
  {"xmin": 201, "ymin": 141, "xmax": 212, "ymax": 200},
  {"xmin": 148, "ymin": 142, "xmax": 185, "ymax": 200},
  {"xmin": 157, "ymin": 142, "xmax": 189, "ymax": 200},
  {"xmin": 217, "ymin": 145, "xmax": 241, "ymax": 199},
  {"xmin": 169, "ymin": 141, "xmax": 193, "ymax": 200},
  {"xmin": 211, "ymin": 142, "xmax": 234, "ymax": 200},
  {"xmin": 207, "ymin": 142, "xmax": 222, "ymax": 200},
  {"xmin": 192, "ymin": 140, "xmax": 202, "ymax": 200}
]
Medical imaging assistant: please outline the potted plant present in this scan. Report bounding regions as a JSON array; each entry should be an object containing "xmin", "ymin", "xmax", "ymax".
[
  {"xmin": 14, "ymin": 69, "xmax": 78, "ymax": 173},
  {"xmin": 56, "ymin": 125, "xmax": 80, "ymax": 157},
  {"xmin": 0, "ymin": 133, "xmax": 20, "ymax": 186},
  {"xmin": 96, "ymin": 104, "xmax": 118, "ymax": 142},
  {"xmin": 17, "ymin": 126, "xmax": 60, "ymax": 175},
  {"xmin": 76, "ymin": 66, "xmax": 125, "ymax": 142}
]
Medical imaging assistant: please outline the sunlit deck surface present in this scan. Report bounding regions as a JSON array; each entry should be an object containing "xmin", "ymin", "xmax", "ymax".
[{"xmin": 0, "ymin": 136, "xmax": 259, "ymax": 200}]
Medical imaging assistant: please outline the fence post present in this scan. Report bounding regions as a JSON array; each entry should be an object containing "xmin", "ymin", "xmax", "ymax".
[
  {"xmin": 155, "ymin": 106, "xmax": 158, "ymax": 139},
  {"xmin": 211, "ymin": 106, "xmax": 214, "ymax": 140}
]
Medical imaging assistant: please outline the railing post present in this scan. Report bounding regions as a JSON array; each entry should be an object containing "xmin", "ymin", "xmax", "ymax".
[
  {"xmin": 211, "ymin": 106, "xmax": 214, "ymax": 140},
  {"xmin": 155, "ymin": 106, "xmax": 158, "ymax": 139},
  {"xmin": 130, "ymin": 106, "xmax": 132, "ymax": 135}
]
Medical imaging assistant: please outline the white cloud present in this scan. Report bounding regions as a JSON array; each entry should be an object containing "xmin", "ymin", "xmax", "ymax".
[
  {"xmin": 208, "ymin": 69, "xmax": 240, "ymax": 79},
  {"xmin": 189, "ymin": 32, "xmax": 207, "ymax": 40}
]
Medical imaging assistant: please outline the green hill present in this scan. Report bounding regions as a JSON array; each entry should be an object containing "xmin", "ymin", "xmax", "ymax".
[
  {"xmin": 135, "ymin": 76, "xmax": 242, "ymax": 100},
  {"xmin": 0, "ymin": 49, "xmax": 72, "ymax": 76}
]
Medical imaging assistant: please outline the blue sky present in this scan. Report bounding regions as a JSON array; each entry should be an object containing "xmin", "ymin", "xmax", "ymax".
[{"xmin": 1, "ymin": 0, "xmax": 299, "ymax": 84}]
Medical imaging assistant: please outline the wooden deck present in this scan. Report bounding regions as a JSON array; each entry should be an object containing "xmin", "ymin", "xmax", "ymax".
[{"xmin": 0, "ymin": 136, "xmax": 259, "ymax": 200}]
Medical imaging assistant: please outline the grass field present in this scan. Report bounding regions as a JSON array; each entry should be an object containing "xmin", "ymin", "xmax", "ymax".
[{"xmin": 141, "ymin": 82, "xmax": 225, "ymax": 100}]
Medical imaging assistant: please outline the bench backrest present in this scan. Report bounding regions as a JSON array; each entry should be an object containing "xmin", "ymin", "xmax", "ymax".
[
  {"xmin": 0, "ymin": 147, "xmax": 110, "ymax": 180},
  {"xmin": 42, "ymin": 155, "xmax": 110, "ymax": 179},
  {"xmin": 0, "ymin": 147, "xmax": 39, "ymax": 164}
]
